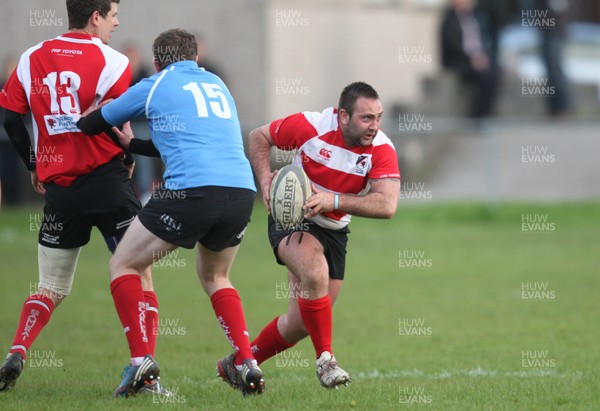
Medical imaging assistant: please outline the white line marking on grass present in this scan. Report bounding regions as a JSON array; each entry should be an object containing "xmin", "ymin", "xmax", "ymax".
[{"xmin": 357, "ymin": 368, "xmax": 583, "ymax": 379}]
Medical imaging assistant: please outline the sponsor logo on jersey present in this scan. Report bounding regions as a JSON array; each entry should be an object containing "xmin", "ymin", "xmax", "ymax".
[
  {"xmin": 50, "ymin": 48, "xmax": 83, "ymax": 56},
  {"xmin": 44, "ymin": 114, "xmax": 79, "ymax": 135},
  {"xmin": 355, "ymin": 155, "xmax": 369, "ymax": 175},
  {"xmin": 318, "ymin": 148, "xmax": 332, "ymax": 160}
]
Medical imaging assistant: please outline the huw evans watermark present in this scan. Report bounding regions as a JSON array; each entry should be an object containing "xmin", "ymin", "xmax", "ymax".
[
  {"xmin": 152, "ymin": 249, "xmax": 187, "ymax": 269},
  {"xmin": 275, "ymin": 282, "xmax": 309, "ymax": 300},
  {"xmin": 275, "ymin": 77, "xmax": 310, "ymax": 95},
  {"xmin": 28, "ymin": 350, "xmax": 63, "ymax": 368},
  {"xmin": 29, "ymin": 9, "xmax": 64, "ymax": 28},
  {"xmin": 521, "ymin": 350, "xmax": 555, "ymax": 368},
  {"xmin": 522, "ymin": 77, "xmax": 555, "ymax": 97},
  {"xmin": 399, "ymin": 249, "xmax": 432, "ymax": 269},
  {"xmin": 398, "ymin": 46, "xmax": 433, "ymax": 64},
  {"xmin": 399, "ymin": 182, "xmax": 433, "ymax": 201},
  {"xmin": 398, "ymin": 113, "xmax": 433, "ymax": 134},
  {"xmin": 521, "ymin": 145, "xmax": 556, "ymax": 165},
  {"xmin": 275, "ymin": 9, "xmax": 310, "ymax": 27},
  {"xmin": 399, "ymin": 386, "xmax": 433, "ymax": 404},
  {"xmin": 521, "ymin": 9, "xmax": 555, "ymax": 28},
  {"xmin": 29, "ymin": 213, "xmax": 63, "ymax": 233},
  {"xmin": 521, "ymin": 282, "xmax": 556, "ymax": 301},
  {"xmin": 152, "ymin": 386, "xmax": 187, "ymax": 404},
  {"xmin": 154, "ymin": 318, "xmax": 187, "ymax": 337},
  {"xmin": 275, "ymin": 350, "xmax": 309, "ymax": 368},
  {"xmin": 521, "ymin": 214, "xmax": 556, "ymax": 233},
  {"xmin": 399, "ymin": 318, "xmax": 432, "ymax": 336}
]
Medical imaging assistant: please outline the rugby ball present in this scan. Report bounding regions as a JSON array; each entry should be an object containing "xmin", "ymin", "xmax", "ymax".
[{"xmin": 269, "ymin": 165, "xmax": 312, "ymax": 230}]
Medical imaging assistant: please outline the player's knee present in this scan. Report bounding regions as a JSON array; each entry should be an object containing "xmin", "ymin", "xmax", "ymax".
[
  {"xmin": 300, "ymin": 270, "xmax": 329, "ymax": 291},
  {"xmin": 108, "ymin": 253, "xmax": 125, "ymax": 276}
]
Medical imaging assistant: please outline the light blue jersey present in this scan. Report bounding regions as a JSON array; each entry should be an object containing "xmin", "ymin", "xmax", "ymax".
[{"xmin": 102, "ymin": 60, "xmax": 255, "ymax": 191}]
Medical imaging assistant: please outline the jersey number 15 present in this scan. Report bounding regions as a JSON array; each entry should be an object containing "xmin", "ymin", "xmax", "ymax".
[{"xmin": 183, "ymin": 82, "xmax": 232, "ymax": 119}]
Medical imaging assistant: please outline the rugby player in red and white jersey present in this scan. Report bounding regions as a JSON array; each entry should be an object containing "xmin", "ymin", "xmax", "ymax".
[
  {"xmin": 216, "ymin": 81, "xmax": 400, "ymax": 390},
  {"xmin": 0, "ymin": 0, "xmax": 165, "ymax": 396}
]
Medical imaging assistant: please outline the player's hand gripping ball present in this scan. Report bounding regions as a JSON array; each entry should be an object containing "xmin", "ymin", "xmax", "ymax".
[{"xmin": 269, "ymin": 164, "xmax": 312, "ymax": 230}]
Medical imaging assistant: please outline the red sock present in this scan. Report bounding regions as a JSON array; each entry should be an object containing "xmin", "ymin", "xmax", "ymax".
[
  {"xmin": 210, "ymin": 288, "xmax": 252, "ymax": 365},
  {"xmin": 298, "ymin": 295, "xmax": 332, "ymax": 358},
  {"xmin": 144, "ymin": 291, "xmax": 159, "ymax": 357},
  {"xmin": 110, "ymin": 275, "xmax": 149, "ymax": 359},
  {"xmin": 250, "ymin": 316, "xmax": 295, "ymax": 365},
  {"xmin": 9, "ymin": 295, "xmax": 55, "ymax": 360}
]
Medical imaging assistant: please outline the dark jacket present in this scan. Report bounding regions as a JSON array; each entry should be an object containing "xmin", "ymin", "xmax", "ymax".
[{"xmin": 440, "ymin": 8, "xmax": 494, "ymax": 76}]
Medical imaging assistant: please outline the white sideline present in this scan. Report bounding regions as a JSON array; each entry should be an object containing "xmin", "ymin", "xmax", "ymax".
[{"xmin": 356, "ymin": 368, "xmax": 583, "ymax": 379}]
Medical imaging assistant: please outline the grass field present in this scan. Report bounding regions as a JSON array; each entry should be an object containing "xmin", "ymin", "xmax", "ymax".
[{"xmin": 0, "ymin": 201, "xmax": 598, "ymax": 410}]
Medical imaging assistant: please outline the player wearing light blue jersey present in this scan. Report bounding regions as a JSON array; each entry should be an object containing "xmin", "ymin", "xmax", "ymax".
[
  {"xmin": 77, "ymin": 28, "xmax": 264, "ymax": 397},
  {"xmin": 99, "ymin": 59, "xmax": 255, "ymax": 191}
]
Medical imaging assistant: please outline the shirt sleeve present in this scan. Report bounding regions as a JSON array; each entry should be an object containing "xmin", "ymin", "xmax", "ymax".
[
  {"xmin": 103, "ymin": 63, "xmax": 132, "ymax": 102},
  {"xmin": 269, "ymin": 112, "xmax": 315, "ymax": 150},
  {"xmin": 129, "ymin": 138, "xmax": 160, "ymax": 157},
  {"xmin": 3, "ymin": 110, "xmax": 35, "ymax": 170},
  {"xmin": 101, "ymin": 78, "xmax": 151, "ymax": 126},
  {"xmin": 370, "ymin": 142, "xmax": 401, "ymax": 180},
  {"xmin": 0, "ymin": 65, "xmax": 30, "ymax": 114}
]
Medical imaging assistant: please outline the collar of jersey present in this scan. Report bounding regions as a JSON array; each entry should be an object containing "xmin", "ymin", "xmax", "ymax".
[
  {"xmin": 164, "ymin": 60, "xmax": 198, "ymax": 71},
  {"xmin": 62, "ymin": 32, "xmax": 95, "ymax": 41}
]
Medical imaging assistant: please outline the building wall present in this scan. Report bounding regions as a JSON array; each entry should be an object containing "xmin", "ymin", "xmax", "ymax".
[
  {"xmin": 0, "ymin": 0, "xmax": 268, "ymax": 129},
  {"xmin": 1, "ymin": 0, "xmax": 444, "ymax": 130},
  {"xmin": 266, "ymin": 0, "xmax": 440, "ymax": 120}
]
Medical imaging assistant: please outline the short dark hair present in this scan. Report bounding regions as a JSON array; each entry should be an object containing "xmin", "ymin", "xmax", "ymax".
[
  {"xmin": 338, "ymin": 82, "xmax": 379, "ymax": 117},
  {"xmin": 67, "ymin": 0, "xmax": 119, "ymax": 30},
  {"xmin": 152, "ymin": 29, "xmax": 197, "ymax": 70}
]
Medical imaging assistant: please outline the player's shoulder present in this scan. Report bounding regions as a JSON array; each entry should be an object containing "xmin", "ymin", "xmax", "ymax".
[
  {"xmin": 162, "ymin": 61, "xmax": 218, "ymax": 82},
  {"xmin": 19, "ymin": 37, "xmax": 53, "ymax": 61},
  {"xmin": 47, "ymin": 34, "xmax": 129, "ymax": 67},
  {"xmin": 198, "ymin": 66, "xmax": 222, "ymax": 80},
  {"xmin": 93, "ymin": 39, "xmax": 129, "ymax": 65},
  {"xmin": 300, "ymin": 107, "xmax": 338, "ymax": 135},
  {"xmin": 372, "ymin": 129, "xmax": 397, "ymax": 152}
]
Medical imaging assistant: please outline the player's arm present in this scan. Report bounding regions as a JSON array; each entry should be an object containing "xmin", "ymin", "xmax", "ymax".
[
  {"xmin": 129, "ymin": 139, "xmax": 160, "ymax": 157},
  {"xmin": 78, "ymin": 112, "xmax": 159, "ymax": 157},
  {"xmin": 76, "ymin": 108, "xmax": 114, "ymax": 135},
  {"xmin": 110, "ymin": 122, "xmax": 160, "ymax": 157},
  {"xmin": 78, "ymin": 80, "xmax": 160, "ymax": 158},
  {"xmin": 3, "ymin": 109, "xmax": 35, "ymax": 171},
  {"xmin": 248, "ymin": 124, "xmax": 277, "ymax": 210},
  {"xmin": 3, "ymin": 109, "xmax": 46, "ymax": 194},
  {"xmin": 77, "ymin": 110, "xmax": 138, "ymax": 163},
  {"xmin": 304, "ymin": 178, "xmax": 400, "ymax": 219}
]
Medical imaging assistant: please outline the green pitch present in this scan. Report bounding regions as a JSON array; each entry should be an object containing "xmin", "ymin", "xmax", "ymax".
[{"xmin": 0, "ymin": 202, "xmax": 598, "ymax": 410}]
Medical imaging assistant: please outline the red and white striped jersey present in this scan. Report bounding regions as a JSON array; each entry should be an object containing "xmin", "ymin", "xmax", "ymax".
[
  {"xmin": 0, "ymin": 32, "xmax": 131, "ymax": 187},
  {"xmin": 270, "ymin": 107, "xmax": 400, "ymax": 229}
]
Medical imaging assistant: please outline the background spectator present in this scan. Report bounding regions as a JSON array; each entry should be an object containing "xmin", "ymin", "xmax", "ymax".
[{"xmin": 440, "ymin": 0, "xmax": 501, "ymax": 118}]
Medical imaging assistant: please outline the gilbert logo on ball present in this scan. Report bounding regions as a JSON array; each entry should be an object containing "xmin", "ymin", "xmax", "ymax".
[{"xmin": 270, "ymin": 164, "xmax": 311, "ymax": 230}]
